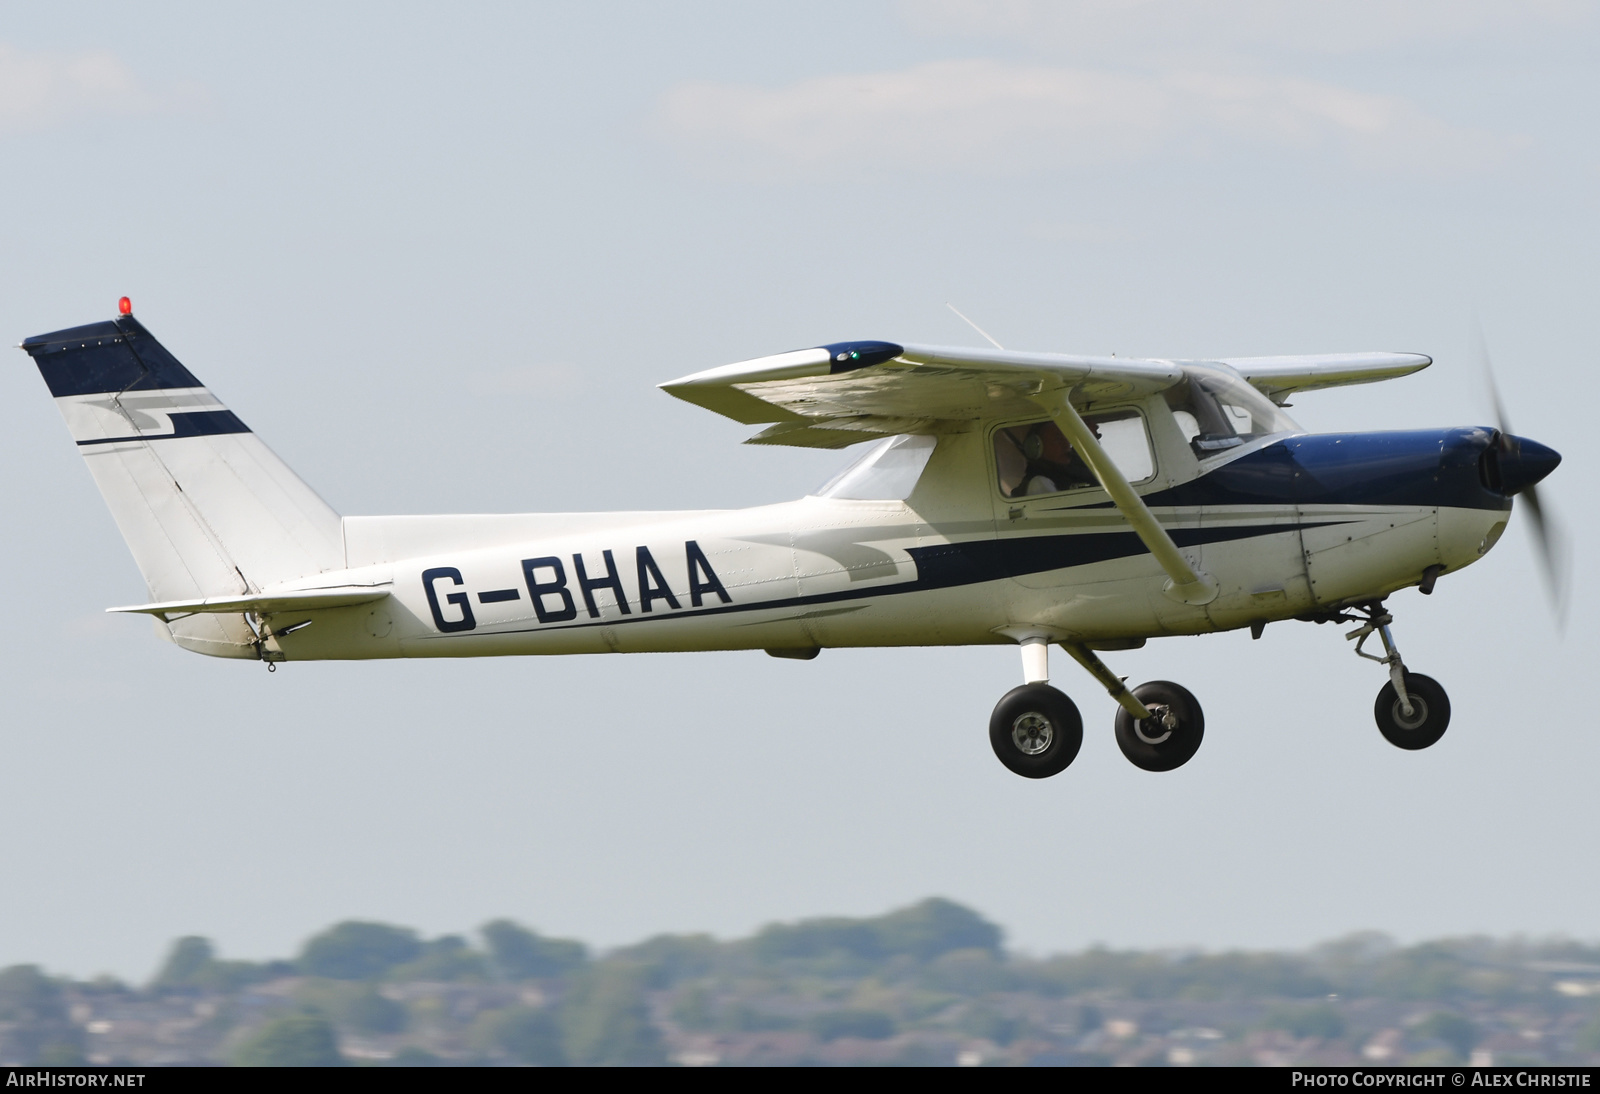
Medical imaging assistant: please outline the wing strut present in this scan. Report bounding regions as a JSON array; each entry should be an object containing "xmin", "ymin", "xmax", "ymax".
[{"xmin": 1041, "ymin": 392, "xmax": 1218, "ymax": 605}]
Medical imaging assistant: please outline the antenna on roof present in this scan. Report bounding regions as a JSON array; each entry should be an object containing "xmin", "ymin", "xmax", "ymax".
[{"xmin": 945, "ymin": 303, "xmax": 1004, "ymax": 350}]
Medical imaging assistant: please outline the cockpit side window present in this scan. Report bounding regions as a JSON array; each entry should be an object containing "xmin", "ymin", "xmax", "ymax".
[
  {"xmin": 1165, "ymin": 367, "xmax": 1299, "ymax": 457},
  {"xmin": 993, "ymin": 410, "xmax": 1154, "ymax": 499}
]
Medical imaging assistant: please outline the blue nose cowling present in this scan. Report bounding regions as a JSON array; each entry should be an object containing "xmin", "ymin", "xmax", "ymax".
[{"xmin": 1495, "ymin": 434, "xmax": 1561, "ymax": 497}]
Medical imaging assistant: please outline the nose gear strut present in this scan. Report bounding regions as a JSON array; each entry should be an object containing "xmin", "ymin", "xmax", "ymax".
[
  {"xmin": 1318, "ymin": 600, "xmax": 1452, "ymax": 750},
  {"xmin": 1343, "ymin": 601, "xmax": 1413, "ymax": 718}
]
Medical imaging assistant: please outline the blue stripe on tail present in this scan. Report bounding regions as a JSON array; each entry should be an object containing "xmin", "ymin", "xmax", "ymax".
[{"xmin": 76, "ymin": 409, "xmax": 252, "ymax": 446}]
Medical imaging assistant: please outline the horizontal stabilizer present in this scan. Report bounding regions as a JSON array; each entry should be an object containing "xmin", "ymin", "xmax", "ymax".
[{"xmin": 109, "ymin": 584, "xmax": 392, "ymax": 621}]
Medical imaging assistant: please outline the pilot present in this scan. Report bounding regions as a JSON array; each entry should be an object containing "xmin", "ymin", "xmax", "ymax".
[
  {"xmin": 996, "ymin": 421, "xmax": 1098, "ymax": 497},
  {"xmin": 1021, "ymin": 422, "xmax": 1096, "ymax": 494}
]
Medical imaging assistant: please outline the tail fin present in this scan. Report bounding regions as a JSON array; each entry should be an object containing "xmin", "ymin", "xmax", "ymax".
[{"xmin": 22, "ymin": 310, "xmax": 343, "ymax": 658}]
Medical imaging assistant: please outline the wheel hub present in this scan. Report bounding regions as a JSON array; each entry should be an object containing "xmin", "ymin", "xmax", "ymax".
[
  {"xmin": 1390, "ymin": 695, "xmax": 1429, "ymax": 731},
  {"xmin": 1010, "ymin": 712, "xmax": 1054, "ymax": 755},
  {"xmin": 1134, "ymin": 704, "xmax": 1174, "ymax": 745}
]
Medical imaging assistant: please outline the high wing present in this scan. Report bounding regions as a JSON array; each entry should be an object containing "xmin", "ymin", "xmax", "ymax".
[
  {"xmin": 660, "ymin": 341, "xmax": 1181, "ymax": 449},
  {"xmin": 660, "ymin": 341, "xmax": 1430, "ymax": 447},
  {"xmin": 1221, "ymin": 352, "xmax": 1431, "ymax": 404}
]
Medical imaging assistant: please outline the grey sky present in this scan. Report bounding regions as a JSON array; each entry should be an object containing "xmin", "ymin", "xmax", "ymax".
[{"xmin": 0, "ymin": 2, "xmax": 1593, "ymax": 980}]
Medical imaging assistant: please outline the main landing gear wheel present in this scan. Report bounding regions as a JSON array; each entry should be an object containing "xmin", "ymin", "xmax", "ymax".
[
  {"xmin": 1114, "ymin": 681, "xmax": 1205, "ymax": 772},
  {"xmin": 1374, "ymin": 672, "xmax": 1450, "ymax": 750},
  {"xmin": 990, "ymin": 684, "xmax": 1083, "ymax": 779}
]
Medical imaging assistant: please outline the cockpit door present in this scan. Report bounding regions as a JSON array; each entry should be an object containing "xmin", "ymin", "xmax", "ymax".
[{"xmin": 988, "ymin": 407, "xmax": 1160, "ymax": 589}]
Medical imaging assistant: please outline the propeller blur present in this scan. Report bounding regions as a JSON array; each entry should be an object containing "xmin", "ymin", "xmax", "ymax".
[{"xmin": 1477, "ymin": 328, "xmax": 1568, "ymax": 620}]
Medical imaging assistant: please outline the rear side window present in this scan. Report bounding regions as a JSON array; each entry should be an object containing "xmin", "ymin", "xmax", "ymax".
[{"xmin": 814, "ymin": 434, "xmax": 937, "ymax": 500}]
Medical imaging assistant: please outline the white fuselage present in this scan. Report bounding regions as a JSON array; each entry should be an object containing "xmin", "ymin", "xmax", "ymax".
[{"xmin": 257, "ymin": 424, "xmax": 1506, "ymax": 663}]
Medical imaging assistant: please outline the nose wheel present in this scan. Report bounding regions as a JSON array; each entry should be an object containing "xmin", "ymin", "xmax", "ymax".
[
  {"xmin": 1342, "ymin": 602, "xmax": 1452, "ymax": 750},
  {"xmin": 1374, "ymin": 671, "xmax": 1450, "ymax": 749}
]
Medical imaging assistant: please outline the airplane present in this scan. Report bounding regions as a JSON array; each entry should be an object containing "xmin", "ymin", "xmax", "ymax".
[{"xmin": 20, "ymin": 299, "xmax": 1562, "ymax": 778}]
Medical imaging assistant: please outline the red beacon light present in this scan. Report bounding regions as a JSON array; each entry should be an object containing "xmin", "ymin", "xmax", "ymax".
[{"xmin": 118, "ymin": 296, "xmax": 132, "ymax": 316}]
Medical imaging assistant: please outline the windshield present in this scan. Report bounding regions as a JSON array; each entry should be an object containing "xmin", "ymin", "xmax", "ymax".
[
  {"xmin": 1164, "ymin": 366, "xmax": 1299, "ymax": 457},
  {"xmin": 813, "ymin": 434, "xmax": 937, "ymax": 500}
]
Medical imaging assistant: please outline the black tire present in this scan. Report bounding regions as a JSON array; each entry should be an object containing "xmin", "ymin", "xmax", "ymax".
[
  {"xmin": 1374, "ymin": 672, "xmax": 1450, "ymax": 750},
  {"xmin": 1114, "ymin": 681, "xmax": 1204, "ymax": 772},
  {"xmin": 989, "ymin": 684, "xmax": 1083, "ymax": 779}
]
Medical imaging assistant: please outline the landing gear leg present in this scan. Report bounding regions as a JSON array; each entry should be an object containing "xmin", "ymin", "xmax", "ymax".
[
  {"xmin": 988, "ymin": 636, "xmax": 1083, "ymax": 779},
  {"xmin": 1063, "ymin": 642, "xmax": 1205, "ymax": 772},
  {"xmin": 1345, "ymin": 601, "xmax": 1451, "ymax": 749}
]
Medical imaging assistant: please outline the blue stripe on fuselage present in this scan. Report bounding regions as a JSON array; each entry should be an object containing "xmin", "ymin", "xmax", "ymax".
[
  {"xmin": 433, "ymin": 520, "xmax": 1349, "ymax": 640},
  {"xmin": 906, "ymin": 521, "xmax": 1334, "ymax": 588}
]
